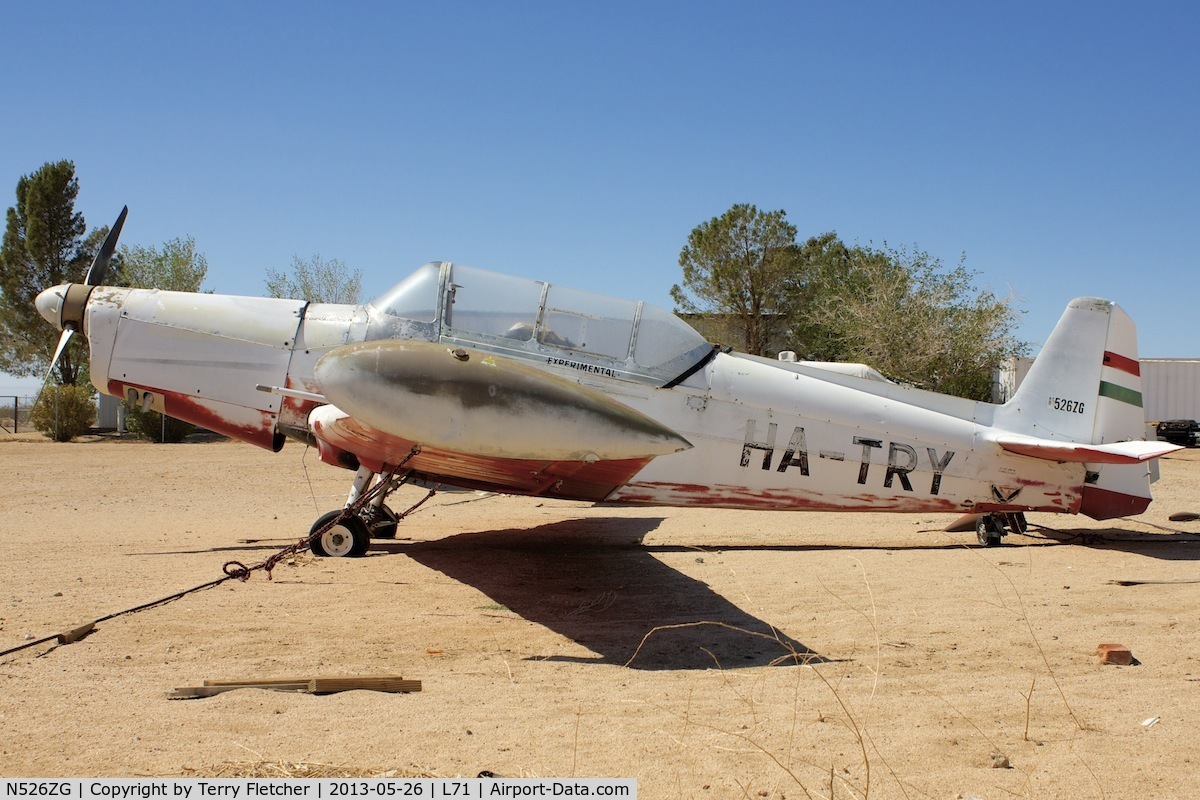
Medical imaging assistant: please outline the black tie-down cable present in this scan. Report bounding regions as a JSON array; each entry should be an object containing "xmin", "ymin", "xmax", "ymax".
[{"xmin": 1, "ymin": 448, "xmax": 431, "ymax": 661}]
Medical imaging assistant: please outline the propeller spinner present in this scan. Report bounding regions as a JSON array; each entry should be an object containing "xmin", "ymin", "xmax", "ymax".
[{"xmin": 33, "ymin": 206, "xmax": 128, "ymax": 404}]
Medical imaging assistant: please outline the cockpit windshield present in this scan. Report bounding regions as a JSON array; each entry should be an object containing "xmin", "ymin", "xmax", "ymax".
[
  {"xmin": 367, "ymin": 262, "xmax": 712, "ymax": 383},
  {"xmin": 368, "ymin": 262, "xmax": 440, "ymax": 322}
]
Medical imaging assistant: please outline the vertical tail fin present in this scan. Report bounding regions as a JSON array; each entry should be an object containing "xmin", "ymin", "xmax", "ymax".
[
  {"xmin": 996, "ymin": 297, "xmax": 1145, "ymax": 445},
  {"xmin": 994, "ymin": 297, "xmax": 1160, "ymax": 519}
]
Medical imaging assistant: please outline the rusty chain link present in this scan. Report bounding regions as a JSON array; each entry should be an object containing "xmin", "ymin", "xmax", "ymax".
[
  {"xmin": 222, "ymin": 446, "xmax": 424, "ymax": 581},
  {"xmin": 3, "ymin": 448, "xmax": 429, "ymax": 659}
]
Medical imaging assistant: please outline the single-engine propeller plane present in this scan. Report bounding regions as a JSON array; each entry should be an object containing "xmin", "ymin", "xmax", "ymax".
[{"xmin": 35, "ymin": 209, "xmax": 1180, "ymax": 555}]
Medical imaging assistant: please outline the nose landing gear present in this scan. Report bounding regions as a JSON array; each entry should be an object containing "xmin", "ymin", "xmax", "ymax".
[{"xmin": 307, "ymin": 452, "xmax": 436, "ymax": 558}]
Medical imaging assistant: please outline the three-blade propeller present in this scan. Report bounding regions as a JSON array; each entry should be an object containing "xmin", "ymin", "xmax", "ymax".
[{"xmin": 33, "ymin": 206, "xmax": 128, "ymax": 408}]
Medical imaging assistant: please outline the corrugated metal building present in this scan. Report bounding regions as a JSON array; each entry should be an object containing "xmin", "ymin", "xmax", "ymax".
[
  {"xmin": 995, "ymin": 357, "xmax": 1200, "ymax": 422},
  {"xmin": 1140, "ymin": 359, "xmax": 1200, "ymax": 422}
]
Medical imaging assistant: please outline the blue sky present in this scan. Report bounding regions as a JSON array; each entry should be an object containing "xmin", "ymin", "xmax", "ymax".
[{"xmin": 2, "ymin": 1, "xmax": 1197, "ymax": 393}]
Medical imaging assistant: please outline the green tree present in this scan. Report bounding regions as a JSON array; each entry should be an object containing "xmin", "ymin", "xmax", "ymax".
[
  {"xmin": 265, "ymin": 253, "xmax": 361, "ymax": 304},
  {"xmin": 0, "ymin": 160, "xmax": 107, "ymax": 385},
  {"xmin": 671, "ymin": 204, "xmax": 800, "ymax": 356},
  {"xmin": 673, "ymin": 205, "xmax": 1028, "ymax": 399},
  {"xmin": 793, "ymin": 243, "xmax": 1027, "ymax": 399},
  {"xmin": 117, "ymin": 236, "xmax": 208, "ymax": 292}
]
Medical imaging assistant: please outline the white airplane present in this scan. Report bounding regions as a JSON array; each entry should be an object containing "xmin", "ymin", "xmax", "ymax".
[{"xmin": 34, "ymin": 209, "xmax": 1180, "ymax": 556}]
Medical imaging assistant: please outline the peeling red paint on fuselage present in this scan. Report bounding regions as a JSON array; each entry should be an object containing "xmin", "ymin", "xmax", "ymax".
[
  {"xmin": 278, "ymin": 375, "xmax": 321, "ymax": 430},
  {"xmin": 608, "ymin": 481, "xmax": 963, "ymax": 513},
  {"xmin": 109, "ymin": 380, "xmax": 280, "ymax": 451}
]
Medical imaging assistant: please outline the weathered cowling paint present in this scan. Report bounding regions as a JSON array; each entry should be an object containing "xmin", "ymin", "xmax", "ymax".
[
  {"xmin": 76, "ymin": 285, "xmax": 306, "ymax": 450},
  {"xmin": 109, "ymin": 380, "xmax": 282, "ymax": 451},
  {"xmin": 313, "ymin": 340, "xmax": 692, "ymax": 461}
]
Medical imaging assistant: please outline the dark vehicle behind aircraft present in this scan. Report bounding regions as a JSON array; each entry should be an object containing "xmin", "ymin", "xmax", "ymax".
[{"xmin": 1156, "ymin": 419, "xmax": 1200, "ymax": 447}]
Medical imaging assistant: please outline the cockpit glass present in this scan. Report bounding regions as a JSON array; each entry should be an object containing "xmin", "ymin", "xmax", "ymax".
[
  {"xmin": 370, "ymin": 262, "xmax": 712, "ymax": 381},
  {"xmin": 634, "ymin": 303, "xmax": 709, "ymax": 369},
  {"xmin": 367, "ymin": 262, "xmax": 440, "ymax": 322},
  {"xmin": 446, "ymin": 265, "xmax": 545, "ymax": 337},
  {"xmin": 540, "ymin": 285, "xmax": 636, "ymax": 359}
]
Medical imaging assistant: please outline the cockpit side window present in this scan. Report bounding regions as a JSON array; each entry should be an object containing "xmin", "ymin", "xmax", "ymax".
[
  {"xmin": 538, "ymin": 286, "xmax": 636, "ymax": 360},
  {"xmin": 633, "ymin": 303, "xmax": 709, "ymax": 370},
  {"xmin": 445, "ymin": 265, "xmax": 545, "ymax": 338}
]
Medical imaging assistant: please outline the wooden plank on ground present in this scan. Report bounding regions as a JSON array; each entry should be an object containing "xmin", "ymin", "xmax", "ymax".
[
  {"xmin": 167, "ymin": 683, "xmax": 310, "ymax": 699},
  {"xmin": 309, "ymin": 677, "xmax": 421, "ymax": 693},
  {"xmin": 203, "ymin": 674, "xmax": 410, "ymax": 687},
  {"xmin": 169, "ymin": 675, "xmax": 422, "ymax": 699}
]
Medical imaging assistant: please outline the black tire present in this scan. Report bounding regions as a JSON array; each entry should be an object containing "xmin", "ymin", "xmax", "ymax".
[
  {"xmin": 309, "ymin": 510, "xmax": 371, "ymax": 558},
  {"xmin": 369, "ymin": 506, "xmax": 400, "ymax": 540},
  {"xmin": 976, "ymin": 516, "xmax": 1002, "ymax": 547},
  {"xmin": 1006, "ymin": 512, "xmax": 1029, "ymax": 535},
  {"xmin": 372, "ymin": 522, "xmax": 399, "ymax": 540}
]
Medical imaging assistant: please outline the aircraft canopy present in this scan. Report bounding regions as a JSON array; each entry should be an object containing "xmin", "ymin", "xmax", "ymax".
[{"xmin": 369, "ymin": 263, "xmax": 713, "ymax": 382}]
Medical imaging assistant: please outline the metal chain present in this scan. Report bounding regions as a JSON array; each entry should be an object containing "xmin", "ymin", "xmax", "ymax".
[
  {"xmin": 2, "ymin": 448, "xmax": 428, "ymax": 660},
  {"xmin": 222, "ymin": 446, "xmax": 422, "ymax": 581}
]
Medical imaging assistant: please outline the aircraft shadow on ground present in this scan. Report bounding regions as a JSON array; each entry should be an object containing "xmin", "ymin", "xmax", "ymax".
[
  {"xmin": 1027, "ymin": 525, "xmax": 1200, "ymax": 561},
  {"xmin": 374, "ymin": 518, "xmax": 825, "ymax": 671}
]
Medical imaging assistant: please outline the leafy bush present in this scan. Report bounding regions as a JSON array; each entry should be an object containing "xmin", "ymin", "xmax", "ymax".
[
  {"xmin": 30, "ymin": 384, "xmax": 96, "ymax": 442},
  {"xmin": 124, "ymin": 404, "xmax": 195, "ymax": 443}
]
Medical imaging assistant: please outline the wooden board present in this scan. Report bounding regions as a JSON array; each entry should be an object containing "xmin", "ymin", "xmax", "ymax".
[
  {"xmin": 168, "ymin": 675, "xmax": 422, "ymax": 699},
  {"xmin": 167, "ymin": 683, "xmax": 310, "ymax": 699}
]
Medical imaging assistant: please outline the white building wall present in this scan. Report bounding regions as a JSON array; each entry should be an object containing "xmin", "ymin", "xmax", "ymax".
[
  {"xmin": 995, "ymin": 357, "xmax": 1200, "ymax": 422},
  {"xmin": 1140, "ymin": 359, "xmax": 1200, "ymax": 422}
]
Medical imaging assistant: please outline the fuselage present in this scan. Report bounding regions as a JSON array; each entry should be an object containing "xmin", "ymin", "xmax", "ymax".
[{"xmin": 35, "ymin": 261, "xmax": 1138, "ymax": 520}]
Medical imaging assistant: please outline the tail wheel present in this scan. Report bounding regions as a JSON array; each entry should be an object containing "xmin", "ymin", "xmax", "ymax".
[
  {"xmin": 976, "ymin": 515, "xmax": 1004, "ymax": 547},
  {"xmin": 309, "ymin": 510, "xmax": 371, "ymax": 558}
]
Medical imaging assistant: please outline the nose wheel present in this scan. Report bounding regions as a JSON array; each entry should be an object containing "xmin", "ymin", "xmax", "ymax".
[{"xmin": 305, "ymin": 452, "xmax": 435, "ymax": 558}]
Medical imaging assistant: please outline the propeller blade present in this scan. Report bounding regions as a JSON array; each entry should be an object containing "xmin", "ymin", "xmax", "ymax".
[
  {"xmin": 83, "ymin": 205, "xmax": 128, "ymax": 286},
  {"xmin": 32, "ymin": 328, "xmax": 75, "ymax": 410}
]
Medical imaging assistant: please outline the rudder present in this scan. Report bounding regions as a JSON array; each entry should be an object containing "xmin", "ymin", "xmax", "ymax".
[
  {"xmin": 996, "ymin": 297, "xmax": 1124, "ymax": 443},
  {"xmin": 994, "ymin": 297, "xmax": 1158, "ymax": 519}
]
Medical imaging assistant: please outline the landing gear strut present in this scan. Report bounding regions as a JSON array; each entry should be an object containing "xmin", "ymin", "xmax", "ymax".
[
  {"xmin": 309, "ymin": 466, "xmax": 404, "ymax": 558},
  {"xmin": 308, "ymin": 457, "xmax": 433, "ymax": 558},
  {"xmin": 975, "ymin": 512, "xmax": 1028, "ymax": 547}
]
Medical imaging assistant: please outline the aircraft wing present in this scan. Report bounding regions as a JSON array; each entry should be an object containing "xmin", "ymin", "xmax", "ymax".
[
  {"xmin": 992, "ymin": 434, "xmax": 1181, "ymax": 464},
  {"xmin": 305, "ymin": 340, "xmax": 691, "ymax": 499}
]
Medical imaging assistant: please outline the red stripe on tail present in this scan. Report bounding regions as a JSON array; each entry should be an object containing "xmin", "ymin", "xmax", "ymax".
[{"xmin": 1102, "ymin": 351, "xmax": 1140, "ymax": 376}]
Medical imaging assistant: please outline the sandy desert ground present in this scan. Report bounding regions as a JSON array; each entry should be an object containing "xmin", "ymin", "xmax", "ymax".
[{"xmin": 2, "ymin": 433, "xmax": 1199, "ymax": 799}]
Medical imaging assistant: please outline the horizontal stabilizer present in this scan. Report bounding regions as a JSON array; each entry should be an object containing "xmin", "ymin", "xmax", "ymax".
[{"xmin": 994, "ymin": 434, "xmax": 1181, "ymax": 465}]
